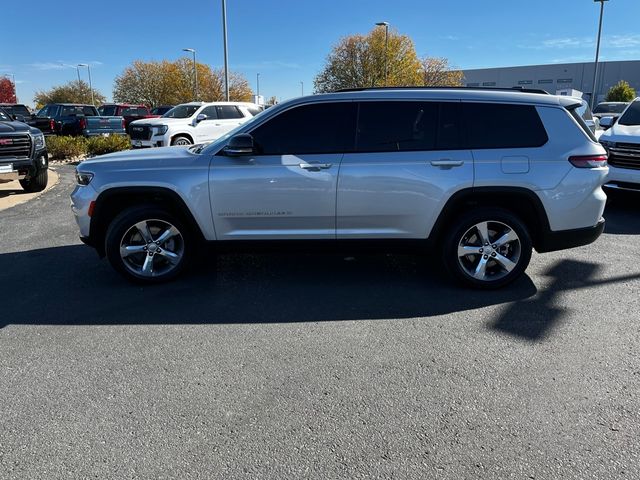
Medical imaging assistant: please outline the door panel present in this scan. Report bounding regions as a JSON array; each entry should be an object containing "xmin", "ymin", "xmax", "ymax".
[
  {"xmin": 210, "ymin": 153, "xmax": 341, "ymax": 239},
  {"xmin": 337, "ymin": 150, "xmax": 473, "ymax": 238}
]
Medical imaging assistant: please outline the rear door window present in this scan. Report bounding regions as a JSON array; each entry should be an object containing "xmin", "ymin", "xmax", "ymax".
[
  {"xmin": 250, "ymin": 102, "xmax": 357, "ymax": 155},
  {"xmin": 462, "ymin": 103, "xmax": 548, "ymax": 149},
  {"xmin": 355, "ymin": 101, "xmax": 464, "ymax": 152},
  {"xmin": 216, "ymin": 105, "xmax": 244, "ymax": 119}
]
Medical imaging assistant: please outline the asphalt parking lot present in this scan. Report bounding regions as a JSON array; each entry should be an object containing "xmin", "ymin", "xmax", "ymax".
[{"xmin": 0, "ymin": 165, "xmax": 639, "ymax": 479}]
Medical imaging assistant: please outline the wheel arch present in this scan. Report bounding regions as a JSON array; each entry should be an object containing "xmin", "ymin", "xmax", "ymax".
[
  {"xmin": 170, "ymin": 132, "xmax": 194, "ymax": 145},
  {"xmin": 89, "ymin": 186, "xmax": 205, "ymax": 257},
  {"xmin": 429, "ymin": 187, "xmax": 551, "ymax": 251}
]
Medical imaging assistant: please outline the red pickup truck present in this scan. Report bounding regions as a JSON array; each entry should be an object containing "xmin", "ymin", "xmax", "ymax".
[{"xmin": 98, "ymin": 104, "xmax": 155, "ymax": 131}]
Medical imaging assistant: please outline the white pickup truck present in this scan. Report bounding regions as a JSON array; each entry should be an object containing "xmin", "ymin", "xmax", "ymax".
[{"xmin": 128, "ymin": 102, "xmax": 262, "ymax": 147}]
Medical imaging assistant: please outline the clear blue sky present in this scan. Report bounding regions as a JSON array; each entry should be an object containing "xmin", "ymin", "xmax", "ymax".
[{"xmin": 4, "ymin": 0, "xmax": 640, "ymax": 106}]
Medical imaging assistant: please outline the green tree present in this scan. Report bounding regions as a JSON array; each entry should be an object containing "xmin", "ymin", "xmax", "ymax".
[
  {"xmin": 605, "ymin": 80, "xmax": 636, "ymax": 102},
  {"xmin": 34, "ymin": 80, "xmax": 105, "ymax": 108},
  {"xmin": 113, "ymin": 59, "xmax": 252, "ymax": 107},
  {"xmin": 314, "ymin": 27, "xmax": 423, "ymax": 92}
]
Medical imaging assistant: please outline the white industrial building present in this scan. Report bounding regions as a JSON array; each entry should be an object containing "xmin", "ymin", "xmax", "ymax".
[{"xmin": 462, "ymin": 60, "xmax": 640, "ymax": 103}]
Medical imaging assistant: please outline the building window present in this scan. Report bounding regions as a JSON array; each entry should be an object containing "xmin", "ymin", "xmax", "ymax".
[
  {"xmin": 557, "ymin": 78, "xmax": 573, "ymax": 84},
  {"xmin": 482, "ymin": 82, "xmax": 496, "ymax": 86},
  {"xmin": 517, "ymin": 80, "xmax": 533, "ymax": 85},
  {"xmin": 538, "ymin": 79, "xmax": 553, "ymax": 84},
  {"xmin": 466, "ymin": 83, "xmax": 480, "ymax": 87}
]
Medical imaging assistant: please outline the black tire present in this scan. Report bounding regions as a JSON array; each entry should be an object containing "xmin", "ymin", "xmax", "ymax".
[
  {"xmin": 105, "ymin": 205, "xmax": 192, "ymax": 284},
  {"xmin": 441, "ymin": 208, "xmax": 532, "ymax": 289},
  {"xmin": 171, "ymin": 135, "xmax": 193, "ymax": 146},
  {"xmin": 19, "ymin": 168, "xmax": 48, "ymax": 193}
]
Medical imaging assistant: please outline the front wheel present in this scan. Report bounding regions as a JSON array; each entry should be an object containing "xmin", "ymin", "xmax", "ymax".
[
  {"xmin": 105, "ymin": 206, "xmax": 192, "ymax": 283},
  {"xmin": 171, "ymin": 135, "xmax": 193, "ymax": 146},
  {"xmin": 442, "ymin": 208, "xmax": 532, "ymax": 289},
  {"xmin": 20, "ymin": 168, "xmax": 48, "ymax": 193}
]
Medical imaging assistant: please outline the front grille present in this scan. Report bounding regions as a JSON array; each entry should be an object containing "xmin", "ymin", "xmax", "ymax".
[
  {"xmin": 0, "ymin": 134, "xmax": 31, "ymax": 159},
  {"xmin": 608, "ymin": 143, "xmax": 640, "ymax": 170},
  {"xmin": 129, "ymin": 124, "xmax": 151, "ymax": 140}
]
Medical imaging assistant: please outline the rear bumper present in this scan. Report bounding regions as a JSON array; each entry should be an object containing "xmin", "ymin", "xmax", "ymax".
[
  {"xmin": 83, "ymin": 131, "xmax": 127, "ymax": 137},
  {"xmin": 536, "ymin": 218, "xmax": 605, "ymax": 253}
]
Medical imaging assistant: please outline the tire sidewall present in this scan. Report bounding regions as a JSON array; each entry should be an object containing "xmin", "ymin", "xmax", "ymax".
[
  {"xmin": 105, "ymin": 206, "xmax": 191, "ymax": 284},
  {"xmin": 442, "ymin": 208, "xmax": 532, "ymax": 289}
]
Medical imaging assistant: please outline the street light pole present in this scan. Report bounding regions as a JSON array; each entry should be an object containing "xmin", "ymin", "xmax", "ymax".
[
  {"xmin": 300, "ymin": 81, "xmax": 304, "ymax": 96},
  {"xmin": 78, "ymin": 64, "xmax": 95, "ymax": 105},
  {"xmin": 256, "ymin": 73, "xmax": 260, "ymax": 97},
  {"xmin": 376, "ymin": 21, "xmax": 390, "ymax": 86},
  {"xmin": 10, "ymin": 74, "xmax": 17, "ymax": 102},
  {"xmin": 183, "ymin": 48, "xmax": 198, "ymax": 101},
  {"xmin": 221, "ymin": 0, "xmax": 230, "ymax": 101},
  {"xmin": 591, "ymin": 0, "xmax": 609, "ymax": 109}
]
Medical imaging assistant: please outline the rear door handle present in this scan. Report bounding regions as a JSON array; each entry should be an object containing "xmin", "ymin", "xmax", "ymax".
[
  {"xmin": 430, "ymin": 160, "xmax": 464, "ymax": 168},
  {"xmin": 299, "ymin": 163, "xmax": 332, "ymax": 170}
]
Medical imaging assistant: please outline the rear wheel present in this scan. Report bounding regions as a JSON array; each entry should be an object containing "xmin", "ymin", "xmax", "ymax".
[
  {"xmin": 19, "ymin": 167, "xmax": 48, "ymax": 193},
  {"xmin": 171, "ymin": 135, "xmax": 192, "ymax": 146},
  {"xmin": 105, "ymin": 206, "xmax": 191, "ymax": 283},
  {"xmin": 442, "ymin": 208, "xmax": 532, "ymax": 289}
]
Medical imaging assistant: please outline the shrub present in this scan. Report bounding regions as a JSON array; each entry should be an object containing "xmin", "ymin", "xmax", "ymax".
[
  {"xmin": 605, "ymin": 80, "xmax": 636, "ymax": 102},
  {"xmin": 86, "ymin": 135, "xmax": 131, "ymax": 157},
  {"xmin": 46, "ymin": 135, "xmax": 87, "ymax": 160}
]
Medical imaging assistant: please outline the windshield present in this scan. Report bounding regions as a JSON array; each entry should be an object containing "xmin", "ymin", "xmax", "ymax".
[
  {"xmin": 162, "ymin": 105, "xmax": 200, "ymax": 119},
  {"xmin": 618, "ymin": 102, "xmax": 640, "ymax": 126},
  {"xmin": 594, "ymin": 103, "xmax": 628, "ymax": 114},
  {"xmin": 99, "ymin": 106, "xmax": 117, "ymax": 116},
  {"xmin": 2, "ymin": 105, "xmax": 30, "ymax": 117},
  {"xmin": 202, "ymin": 106, "xmax": 272, "ymax": 155}
]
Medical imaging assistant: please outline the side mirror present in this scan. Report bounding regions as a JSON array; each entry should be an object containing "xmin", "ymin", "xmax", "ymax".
[
  {"xmin": 599, "ymin": 116, "xmax": 615, "ymax": 129},
  {"xmin": 223, "ymin": 133, "xmax": 254, "ymax": 156},
  {"xmin": 194, "ymin": 113, "xmax": 207, "ymax": 125}
]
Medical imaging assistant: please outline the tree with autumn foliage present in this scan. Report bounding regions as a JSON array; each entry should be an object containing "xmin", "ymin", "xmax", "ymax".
[
  {"xmin": 34, "ymin": 80, "xmax": 105, "ymax": 108},
  {"xmin": 0, "ymin": 77, "xmax": 17, "ymax": 103},
  {"xmin": 314, "ymin": 27, "xmax": 462, "ymax": 92},
  {"xmin": 113, "ymin": 59, "xmax": 253, "ymax": 107}
]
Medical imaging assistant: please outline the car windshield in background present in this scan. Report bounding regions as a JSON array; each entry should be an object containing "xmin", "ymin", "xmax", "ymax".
[
  {"xmin": 0, "ymin": 109, "xmax": 11, "ymax": 121},
  {"xmin": 594, "ymin": 103, "xmax": 628, "ymax": 114},
  {"xmin": 618, "ymin": 102, "xmax": 640, "ymax": 125},
  {"xmin": 162, "ymin": 105, "xmax": 199, "ymax": 118},
  {"xmin": 99, "ymin": 106, "xmax": 118, "ymax": 116},
  {"xmin": 2, "ymin": 105, "xmax": 30, "ymax": 117}
]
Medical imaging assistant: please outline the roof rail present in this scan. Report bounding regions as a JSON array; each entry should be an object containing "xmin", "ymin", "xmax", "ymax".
[{"xmin": 335, "ymin": 86, "xmax": 550, "ymax": 95}]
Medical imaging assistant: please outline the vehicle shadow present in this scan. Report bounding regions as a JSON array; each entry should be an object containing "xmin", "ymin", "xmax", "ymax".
[{"xmin": 0, "ymin": 245, "xmax": 538, "ymax": 330}]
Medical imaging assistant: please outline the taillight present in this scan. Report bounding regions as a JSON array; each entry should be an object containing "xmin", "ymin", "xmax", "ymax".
[
  {"xmin": 79, "ymin": 117, "xmax": 87, "ymax": 130},
  {"xmin": 122, "ymin": 118, "xmax": 126, "ymax": 130},
  {"xmin": 569, "ymin": 154, "xmax": 608, "ymax": 168},
  {"xmin": 49, "ymin": 119, "xmax": 55, "ymax": 132}
]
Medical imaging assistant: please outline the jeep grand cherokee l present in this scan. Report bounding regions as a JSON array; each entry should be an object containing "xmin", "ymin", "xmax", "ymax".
[{"xmin": 71, "ymin": 88, "xmax": 607, "ymax": 288}]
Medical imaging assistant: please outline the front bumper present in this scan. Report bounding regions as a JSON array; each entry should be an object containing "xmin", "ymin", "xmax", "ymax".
[
  {"xmin": 70, "ymin": 183, "xmax": 98, "ymax": 239},
  {"xmin": 605, "ymin": 165, "xmax": 640, "ymax": 191},
  {"xmin": 536, "ymin": 218, "xmax": 605, "ymax": 253},
  {"xmin": 0, "ymin": 150, "xmax": 48, "ymax": 180},
  {"xmin": 130, "ymin": 133, "xmax": 168, "ymax": 148}
]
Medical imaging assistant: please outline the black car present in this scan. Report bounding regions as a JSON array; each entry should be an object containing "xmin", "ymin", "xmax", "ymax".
[
  {"xmin": 0, "ymin": 108, "xmax": 48, "ymax": 192},
  {"xmin": 0, "ymin": 103, "xmax": 36, "ymax": 126}
]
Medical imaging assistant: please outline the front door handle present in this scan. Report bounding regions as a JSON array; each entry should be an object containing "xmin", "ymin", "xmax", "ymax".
[
  {"xmin": 430, "ymin": 159, "xmax": 464, "ymax": 168},
  {"xmin": 299, "ymin": 163, "xmax": 332, "ymax": 170}
]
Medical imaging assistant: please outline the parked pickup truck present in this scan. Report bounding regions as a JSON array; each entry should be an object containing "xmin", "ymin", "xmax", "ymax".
[
  {"xmin": 34, "ymin": 104, "xmax": 126, "ymax": 137},
  {"xmin": 98, "ymin": 103, "xmax": 154, "ymax": 130},
  {"xmin": 0, "ymin": 103, "xmax": 37, "ymax": 126},
  {"xmin": 0, "ymin": 107, "xmax": 48, "ymax": 192}
]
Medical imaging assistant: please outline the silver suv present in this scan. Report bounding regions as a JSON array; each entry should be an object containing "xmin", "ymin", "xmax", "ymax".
[{"xmin": 71, "ymin": 88, "xmax": 608, "ymax": 288}]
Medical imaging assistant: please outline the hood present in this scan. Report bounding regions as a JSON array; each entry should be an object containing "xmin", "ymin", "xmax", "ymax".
[
  {"xmin": 0, "ymin": 121, "xmax": 31, "ymax": 134},
  {"xmin": 81, "ymin": 145, "xmax": 198, "ymax": 169},
  {"xmin": 601, "ymin": 122, "xmax": 640, "ymax": 143},
  {"xmin": 129, "ymin": 117, "xmax": 192, "ymax": 127}
]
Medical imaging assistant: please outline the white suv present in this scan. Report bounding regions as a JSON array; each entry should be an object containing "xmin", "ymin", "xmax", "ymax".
[
  {"xmin": 71, "ymin": 88, "xmax": 608, "ymax": 288},
  {"xmin": 599, "ymin": 98, "xmax": 640, "ymax": 191},
  {"xmin": 129, "ymin": 102, "xmax": 262, "ymax": 148}
]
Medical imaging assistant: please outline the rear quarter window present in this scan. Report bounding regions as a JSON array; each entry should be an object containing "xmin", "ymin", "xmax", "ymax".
[{"xmin": 462, "ymin": 103, "xmax": 548, "ymax": 149}]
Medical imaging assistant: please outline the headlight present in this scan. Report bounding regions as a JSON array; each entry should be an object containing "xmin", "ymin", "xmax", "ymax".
[
  {"xmin": 75, "ymin": 170, "xmax": 94, "ymax": 186},
  {"xmin": 154, "ymin": 125, "xmax": 168, "ymax": 135},
  {"xmin": 33, "ymin": 133, "xmax": 45, "ymax": 149}
]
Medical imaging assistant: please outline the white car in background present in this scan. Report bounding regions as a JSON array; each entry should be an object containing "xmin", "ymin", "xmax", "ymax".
[
  {"xmin": 129, "ymin": 102, "xmax": 262, "ymax": 147},
  {"xmin": 599, "ymin": 98, "xmax": 640, "ymax": 192}
]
